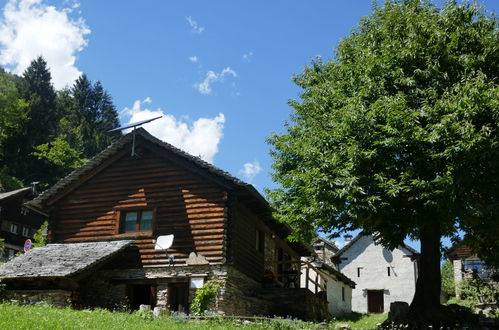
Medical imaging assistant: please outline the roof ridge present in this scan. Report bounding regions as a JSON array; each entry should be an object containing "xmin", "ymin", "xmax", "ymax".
[{"xmin": 29, "ymin": 128, "xmax": 250, "ymax": 208}]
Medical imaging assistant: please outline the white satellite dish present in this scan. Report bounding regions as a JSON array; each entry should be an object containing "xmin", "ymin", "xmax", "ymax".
[{"xmin": 155, "ymin": 234, "xmax": 174, "ymax": 250}]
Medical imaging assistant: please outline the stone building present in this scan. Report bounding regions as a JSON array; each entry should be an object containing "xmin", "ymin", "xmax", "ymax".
[
  {"xmin": 300, "ymin": 257, "xmax": 355, "ymax": 317},
  {"xmin": 0, "ymin": 187, "xmax": 46, "ymax": 261},
  {"xmin": 333, "ymin": 234, "xmax": 418, "ymax": 313},
  {"xmin": 0, "ymin": 128, "xmax": 329, "ymax": 320},
  {"xmin": 446, "ymin": 241, "xmax": 496, "ymax": 295}
]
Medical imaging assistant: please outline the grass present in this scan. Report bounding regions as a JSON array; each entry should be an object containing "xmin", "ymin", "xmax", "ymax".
[
  {"xmin": 0, "ymin": 303, "xmax": 388, "ymax": 329},
  {"xmin": 330, "ymin": 313, "xmax": 388, "ymax": 329}
]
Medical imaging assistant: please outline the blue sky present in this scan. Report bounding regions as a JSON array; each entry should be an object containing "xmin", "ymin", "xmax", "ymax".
[{"xmin": 1, "ymin": 0, "xmax": 496, "ymax": 249}]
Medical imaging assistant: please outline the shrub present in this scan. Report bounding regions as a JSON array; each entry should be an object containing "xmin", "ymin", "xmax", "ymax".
[{"xmin": 190, "ymin": 279, "xmax": 222, "ymax": 315}]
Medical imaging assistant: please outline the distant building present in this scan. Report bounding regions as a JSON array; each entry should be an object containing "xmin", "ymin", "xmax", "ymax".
[
  {"xmin": 333, "ymin": 234, "xmax": 418, "ymax": 313},
  {"xmin": 312, "ymin": 237, "xmax": 339, "ymax": 266},
  {"xmin": 446, "ymin": 241, "xmax": 496, "ymax": 294},
  {"xmin": 300, "ymin": 238, "xmax": 355, "ymax": 317},
  {"xmin": 0, "ymin": 187, "xmax": 46, "ymax": 261}
]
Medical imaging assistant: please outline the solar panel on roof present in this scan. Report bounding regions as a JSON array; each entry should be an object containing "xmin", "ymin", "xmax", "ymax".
[
  {"xmin": 107, "ymin": 116, "xmax": 162, "ymax": 132},
  {"xmin": 107, "ymin": 116, "xmax": 162, "ymax": 157}
]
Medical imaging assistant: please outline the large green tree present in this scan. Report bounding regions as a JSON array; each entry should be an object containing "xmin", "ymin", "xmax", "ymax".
[
  {"xmin": 67, "ymin": 75, "xmax": 120, "ymax": 158},
  {"xmin": 268, "ymin": 0, "xmax": 497, "ymax": 326}
]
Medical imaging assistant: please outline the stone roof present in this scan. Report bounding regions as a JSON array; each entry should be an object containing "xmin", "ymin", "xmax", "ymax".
[
  {"xmin": 0, "ymin": 240, "xmax": 132, "ymax": 279},
  {"xmin": 28, "ymin": 128, "xmax": 248, "ymax": 209},
  {"xmin": 318, "ymin": 262, "xmax": 356, "ymax": 288},
  {"xmin": 0, "ymin": 187, "xmax": 32, "ymax": 202},
  {"xmin": 335, "ymin": 233, "xmax": 418, "ymax": 258}
]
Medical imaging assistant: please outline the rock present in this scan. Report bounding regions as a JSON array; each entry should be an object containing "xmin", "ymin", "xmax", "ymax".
[
  {"xmin": 139, "ymin": 304, "xmax": 151, "ymax": 311},
  {"xmin": 152, "ymin": 307, "xmax": 161, "ymax": 317},
  {"xmin": 388, "ymin": 301, "xmax": 410, "ymax": 324}
]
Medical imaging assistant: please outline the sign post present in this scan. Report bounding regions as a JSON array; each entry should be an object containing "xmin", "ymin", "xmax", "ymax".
[{"xmin": 24, "ymin": 239, "xmax": 32, "ymax": 253}]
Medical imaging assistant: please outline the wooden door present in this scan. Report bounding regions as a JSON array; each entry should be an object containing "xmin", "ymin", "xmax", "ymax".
[
  {"xmin": 367, "ymin": 290, "xmax": 384, "ymax": 313},
  {"xmin": 168, "ymin": 282, "xmax": 190, "ymax": 313}
]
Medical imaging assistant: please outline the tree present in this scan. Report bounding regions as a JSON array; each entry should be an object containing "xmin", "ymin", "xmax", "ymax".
[
  {"xmin": 441, "ymin": 260, "xmax": 455, "ymax": 299},
  {"xmin": 0, "ymin": 69, "xmax": 28, "ymax": 191},
  {"xmin": 2, "ymin": 57, "xmax": 60, "ymax": 184},
  {"xmin": 267, "ymin": 0, "xmax": 497, "ymax": 326},
  {"xmin": 67, "ymin": 75, "xmax": 121, "ymax": 159}
]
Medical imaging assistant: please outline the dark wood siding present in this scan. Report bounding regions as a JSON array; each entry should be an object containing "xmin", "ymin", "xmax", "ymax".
[
  {"xmin": 50, "ymin": 144, "xmax": 227, "ymax": 267},
  {"xmin": 231, "ymin": 202, "xmax": 263, "ymax": 281}
]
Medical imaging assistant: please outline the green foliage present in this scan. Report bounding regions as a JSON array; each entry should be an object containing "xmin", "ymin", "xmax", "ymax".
[
  {"xmin": 441, "ymin": 260, "xmax": 456, "ymax": 297},
  {"xmin": 448, "ymin": 278, "xmax": 498, "ymax": 309},
  {"xmin": 0, "ymin": 57, "xmax": 120, "ymax": 187},
  {"xmin": 0, "ymin": 70, "xmax": 28, "ymax": 143},
  {"xmin": 33, "ymin": 136, "xmax": 87, "ymax": 184},
  {"xmin": 267, "ymin": 0, "xmax": 498, "ymax": 256},
  {"xmin": 190, "ymin": 279, "xmax": 222, "ymax": 315},
  {"xmin": 0, "ymin": 168, "xmax": 23, "ymax": 192},
  {"xmin": 32, "ymin": 222, "xmax": 48, "ymax": 248}
]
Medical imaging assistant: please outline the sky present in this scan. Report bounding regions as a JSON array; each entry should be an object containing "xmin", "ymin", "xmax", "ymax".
[{"xmin": 0, "ymin": 0, "xmax": 497, "ymax": 249}]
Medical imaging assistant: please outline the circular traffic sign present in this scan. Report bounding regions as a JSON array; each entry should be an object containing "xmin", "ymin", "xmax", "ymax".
[{"xmin": 24, "ymin": 239, "xmax": 32, "ymax": 253}]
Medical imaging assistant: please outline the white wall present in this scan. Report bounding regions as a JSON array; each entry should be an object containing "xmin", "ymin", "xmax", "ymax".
[
  {"xmin": 326, "ymin": 277, "xmax": 352, "ymax": 317},
  {"xmin": 300, "ymin": 258, "xmax": 353, "ymax": 317},
  {"xmin": 337, "ymin": 236, "xmax": 417, "ymax": 313}
]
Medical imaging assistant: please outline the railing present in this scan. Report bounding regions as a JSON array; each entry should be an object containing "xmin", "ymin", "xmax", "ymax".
[{"xmin": 268, "ymin": 259, "xmax": 328, "ymax": 294}]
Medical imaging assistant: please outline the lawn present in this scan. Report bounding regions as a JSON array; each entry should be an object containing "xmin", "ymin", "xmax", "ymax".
[{"xmin": 0, "ymin": 303, "xmax": 388, "ymax": 329}]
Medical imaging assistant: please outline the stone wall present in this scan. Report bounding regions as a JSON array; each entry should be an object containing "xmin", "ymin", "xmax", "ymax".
[
  {"xmin": 211, "ymin": 265, "xmax": 272, "ymax": 316},
  {"xmin": 4, "ymin": 290, "xmax": 71, "ymax": 307},
  {"xmin": 337, "ymin": 235, "xmax": 418, "ymax": 313},
  {"xmin": 78, "ymin": 271, "xmax": 128, "ymax": 310},
  {"xmin": 326, "ymin": 276, "xmax": 352, "ymax": 317}
]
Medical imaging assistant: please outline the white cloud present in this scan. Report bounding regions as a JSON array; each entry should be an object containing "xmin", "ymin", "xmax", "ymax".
[
  {"xmin": 242, "ymin": 51, "xmax": 253, "ymax": 62},
  {"xmin": 142, "ymin": 96, "xmax": 152, "ymax": 104},
  {"xmin": 188, "ymin": 56, "xmax": 198, "ymax": 63},
  {"xmin": 240, "ymin": 161, "xmax": 262, "ymax": 183},
  {"xmin": 0, "ymin": 0, "xmax": 90, "ymax": 89},
  {"xmin": 194, "ymin": 67, "xmax": 237, "ymax": 95},
  {"xmin": 186, "ymin": 16, "xmax": 204, "ymax": 34},
  {"xmin": 123, "ymin": 98, "xmax": 225, "ymax": 163}
]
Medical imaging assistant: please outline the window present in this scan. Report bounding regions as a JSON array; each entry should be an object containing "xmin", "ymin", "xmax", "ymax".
[
  {"xmin": 387, "ymin": 267, "xmax": 391, "ymax": 276},
  {"xmin": 22, "ymin": 226, "xmax": 30, "ymax": 237},
  {"xmin": 357, "ymin": 267, "xmax": 362, "ymax": 277},
  {"xmin": 122, "ymin": 210, "xmax": 153, "ymax": 232},
  {"xmin": 10, "ymin": 223, "xmax": 19, "ymax": 234},
  {"xmin": 342, "ymin": 287, "xmax": 345, "ymax": 301},
  {"xmin": 255, "ymin": 229, "xmax": 264, "ymax": 253}
]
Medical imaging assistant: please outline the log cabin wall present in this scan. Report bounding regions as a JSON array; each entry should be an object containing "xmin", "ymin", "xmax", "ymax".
[
  {"xmin": 229, "ymin": 202, "xmax": 301, "ymax": 283},
  {"xmin": 48, "ymin": 143, "xmax": 228, "ymax": 267}
]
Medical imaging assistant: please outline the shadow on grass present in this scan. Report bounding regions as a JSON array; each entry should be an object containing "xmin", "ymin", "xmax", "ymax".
[{"xmin": 334, "ymin": 312, "xmax": 365, "ymax": 322}]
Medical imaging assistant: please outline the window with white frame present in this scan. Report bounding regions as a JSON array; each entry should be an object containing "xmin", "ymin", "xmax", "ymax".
[
  {"xmin": 10, "ymin": 223, "xmax": 19, "ymax": 234},
  {"xmin": 22, "ymin": 226, "xmax": 30, "ymax": 237}
]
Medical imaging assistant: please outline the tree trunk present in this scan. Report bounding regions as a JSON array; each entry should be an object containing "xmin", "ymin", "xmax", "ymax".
[{"xmin": 408, "ymin": 222, "xmax": 442, "ymax": 325}]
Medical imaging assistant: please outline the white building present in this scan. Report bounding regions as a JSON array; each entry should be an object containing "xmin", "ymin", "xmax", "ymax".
[
  {"xmin": 334, "ymin": 234, "xmax": 418, "ymax": 313},
  {"xmin": 301, "ymin": 238, "xmax": 356, "ymax": 317}
]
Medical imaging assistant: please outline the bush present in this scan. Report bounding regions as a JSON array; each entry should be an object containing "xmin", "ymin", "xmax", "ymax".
[{"xmin": 190, "ymin": 279, "xmax": 222, "ymax": 315}]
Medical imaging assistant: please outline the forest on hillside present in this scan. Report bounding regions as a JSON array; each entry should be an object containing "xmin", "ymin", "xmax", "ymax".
[{"xmin": 0, "ymin": 57, "xmax": 121, "ymax": 191}]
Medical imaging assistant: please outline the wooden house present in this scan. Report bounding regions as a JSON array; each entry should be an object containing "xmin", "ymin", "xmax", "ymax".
[
  {"xmin": 0, "ymin": 187, "xmax": 46, "ymax": 261},
  {"xmin": 0, "ymin": 128, "xmax": 330, "ymax": 319}
]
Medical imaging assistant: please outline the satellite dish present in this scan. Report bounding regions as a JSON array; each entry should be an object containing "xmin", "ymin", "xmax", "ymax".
[
  {"xmin": 155, "ymin": 234, "xmax": 174, "ymax": 250},
  {"xmin": 108, "ymin": 116, "xmax": 162, "ymax": 157}
]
